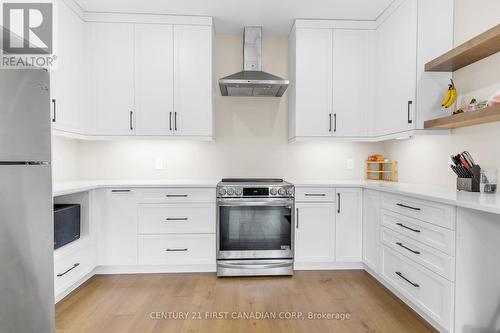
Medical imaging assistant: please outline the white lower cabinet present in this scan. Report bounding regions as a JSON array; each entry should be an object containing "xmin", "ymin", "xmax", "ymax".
[
  {"xmin": 335, "ymin": 188, "xmax": 362, "ymax": 262},
  {"xmin": 381, "ymin": 245, "xmax": 453, "ymax": 331},
  {"xmin": 138, "ymin": 234, "xmax": 215, "ymax": 265},
  {"xmin": 98, "ymin": 189, "xmax": 139, "ymax": 266},
  {"xmin": 363, "ymin": 189, "xmax": 380, "ymax": 272},
  {"xmin": 54, "ymin": 242, "xmax": 94, "ymax": 301},
  {"xmin": 294, "ymin": 202, "xmax": 336, "ymax": 264}
]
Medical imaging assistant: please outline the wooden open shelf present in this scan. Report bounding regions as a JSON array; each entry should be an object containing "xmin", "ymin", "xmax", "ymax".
[
  {"xmin": 424, "ymin": 104, "xmax": 500, "ymax": 129},
  {"xmin": 425, "ymin": 24, "xmax": 500, "ymax": 72}
]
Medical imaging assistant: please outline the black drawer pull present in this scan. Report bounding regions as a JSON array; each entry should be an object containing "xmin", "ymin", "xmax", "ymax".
[
  {"xmin": 166, "ymin": 194, "xmax": 188, "ymax": 198},
  {"xmin": 396, "ymin": 223, "xmax": 421, "ymax": 233},
  {"xmin": 111, "ymin": 189, "xmax": 131, "ymax": 193},
  {"xmin": 57, "ymin": 263, "xmax": 80, "ymax": 277},
  {"xmin": 396, "ymin": 271, "xmax": 419, "ymax": 288},
  {"xmin": 396, "ymin": 242, "xmax": 420, "ymax": 255},
  {"xmin": 305, "ymin": 193, "xmax": 326, "ymax": 197},
  {"xmin": 396, "ymin": 203, "xmax": 421, "ymax": 211},
  {"xmin": 166, "ymin": 248, "xmax": 188, "ymax": 252},
  {"xmin": 165, "ymin": 217, "xmax": 188, "ymax": 221}
]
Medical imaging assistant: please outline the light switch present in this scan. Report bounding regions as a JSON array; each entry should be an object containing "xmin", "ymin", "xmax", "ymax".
[
  {"xmin": 155, "ymin": 158, "xmax": 165, "ymax": 170},
  {"xmin": 347, "ymin": 158, "xmax": 354, "ymax": 170}
]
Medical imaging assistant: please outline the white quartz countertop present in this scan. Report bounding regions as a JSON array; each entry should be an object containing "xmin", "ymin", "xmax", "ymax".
[{"xmin": 53, "ymin": 179, "xmax": 500, "ymax": 215}]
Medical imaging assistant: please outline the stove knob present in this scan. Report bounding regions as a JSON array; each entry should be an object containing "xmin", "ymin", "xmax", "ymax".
[
  {"xmin": 218, "ymin": 188, "xmax": 227, "ymax": 196},
  {"xmin": 287, "ymin": 188, "xmax": 294, "ymax": 195},
  {"xmin": 270, "ymin": 188, "xmax": 278, "ymax": 195},
  {"xmin": 278, "ymin": 188, "xmax": 286, "ymax": 196},
  {"xmin": 227, "ymin": 188, "xmax": 235, "ymax": 196},
  {"xmin": 235, "ymin": 188, "xmax": 243, "ymax": 196}
]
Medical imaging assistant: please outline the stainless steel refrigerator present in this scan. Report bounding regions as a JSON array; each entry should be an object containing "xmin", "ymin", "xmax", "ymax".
[{"xmin": 0, "ymin": 69, "xmax": 54, "ymax": 333}]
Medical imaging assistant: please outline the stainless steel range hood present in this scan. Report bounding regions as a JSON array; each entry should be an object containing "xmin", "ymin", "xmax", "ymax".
[{"xmin": 219, "ymin": 27, "xmax": 289, "ymax": 97}]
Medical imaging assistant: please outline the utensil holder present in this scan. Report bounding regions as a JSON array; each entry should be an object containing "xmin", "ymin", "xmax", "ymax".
[{"xmin": 457, "ymin": 165, "xmax": 481, "ymax": 192}]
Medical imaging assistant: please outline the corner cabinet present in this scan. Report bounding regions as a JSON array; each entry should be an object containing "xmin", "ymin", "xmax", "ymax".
[
  {"xmin": 335, "ymin": 188, "xmax": 363, "ymax": 262},
  {"xmin": 289, "ymin": 0, "xmax": 453, "ymax": 142}
]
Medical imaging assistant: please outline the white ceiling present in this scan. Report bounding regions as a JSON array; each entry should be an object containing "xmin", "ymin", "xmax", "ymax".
[{"xmin": 75, "ymin": 0, "xmax": 394, "ymax": 35}]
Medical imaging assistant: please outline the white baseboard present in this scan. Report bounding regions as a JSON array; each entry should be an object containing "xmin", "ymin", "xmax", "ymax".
[
  {"xmin": 294, "ymin": 262, "xmax": 364, "ymax": 270},
  {"xmin": 94, "ymin": 264, "xmax": 217, "ymax": 274}
]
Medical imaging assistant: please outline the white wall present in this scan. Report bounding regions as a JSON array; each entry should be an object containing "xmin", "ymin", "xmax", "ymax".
[
  {"xmin": 52, "ymin": 35, "xmax": 381, "ymax": 182},
  {"xmin": 383, "ymin": 0, "xmax": 500, "ymax": 187},
  {"xmin": 52, "ymin": 136, "xmax": 79, "ymax": 181}
]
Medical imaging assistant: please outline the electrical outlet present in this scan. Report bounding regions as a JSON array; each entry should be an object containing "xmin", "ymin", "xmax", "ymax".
[
  {"xmin": 347, "ymin": 158, "xmax": 354, "ymax": 170},
  {"xmin": 155, "ymin": 158, "xmax": 165, "ymax": 170}
]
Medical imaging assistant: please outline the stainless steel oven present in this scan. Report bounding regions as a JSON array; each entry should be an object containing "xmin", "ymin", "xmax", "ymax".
[{"xmin": 216, "ymin": 178, "xmax": 294, "ymax": 276}]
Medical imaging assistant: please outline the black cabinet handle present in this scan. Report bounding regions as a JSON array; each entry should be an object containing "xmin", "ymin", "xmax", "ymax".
[
  {"xmin": 329, "ymin": 113, "xmax": 332, "ymax": 132},
  {"xmin": 337, "ymin": 193, "xmax": 341, "ymax": 214},
  {"xmin": 396, "ymin": 203, "xmax": 421, "ymax": 211},
  {"xmin": 334, "ymin": 113, "xmax": 337, "ymax": 132},
  {"xmin": 129, "ymin": 111, "xmax": 134, "ymax": 130},
  {"xmin": 174, "ymin": 112, "xmax": 178, "ymax": 131},
  {"xmin": 166, "ymin": 194, "xmax": 188, "ymax": 198},
  {"xmin": 165, "ymin": 217, "xmax": 188, "ymax": 221},
  {"xmin": 396, "ymin": 271, "xmax": 419, "ymax": 288},
  {"xmin": 305, "ymin": 193, "xmax": 326, "ymax": 197},
  {"xmin": 57, "ymin": 263, "xmax": 80, "ymax": 277},
  {"xmin": 407, "ymin": 101, "xmax": 413, "ymax": 124},
  {"xmin": 296, "ymin": 208, "xmax": 299, "ymax": 229},
  {"xmin": 111, "ymin": 189, "xmax": 131, "ymax": 193},
  {"xmin": 169, "ymin": 112, "xmax": 172, "ymax": 131},
  {"xmin": 52, "ymin": 99, "xmax": 56, "ymax": 122},
  {"xmin": 166, "ymin": 248, "xmax": 188, "ymax": 252},
  {"xmin": 396, "ymin": 242, "xmax": 420, "ymax": 255},
  {"xmin": 396, "ymin": 222, "xmax": 421, "ymax": 233}
]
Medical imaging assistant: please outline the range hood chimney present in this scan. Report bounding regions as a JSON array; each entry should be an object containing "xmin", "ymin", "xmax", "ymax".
[{"xmin": 218, "ymin": 27, "xmax": 289, "ymax": 97}]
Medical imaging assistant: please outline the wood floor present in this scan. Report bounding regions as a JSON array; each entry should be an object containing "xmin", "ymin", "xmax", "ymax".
[{"xmin": 56, "ymin": 270, "xmax": 436, "ymax": 333}]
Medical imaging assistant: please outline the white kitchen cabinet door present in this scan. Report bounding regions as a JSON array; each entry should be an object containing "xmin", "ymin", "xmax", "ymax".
[
  {"xmin": 332, "ymin": 29, "xmax": 372, "ymax": 137},
  {"xmin": 363, "ymin": 189, "xmax": 380, "ymax": 272},
  {"xmin": 98, "ymin": 189, "xmax": 138, "ymax": 266},
  {"xmin": 50, "ymin": 1, "xmax": 85, "ymax": 133},
  {"xmin": 134, "ymin": 24, "xmax": 174, "ymax": 135},
  {"xmin": 173, "ymin": 25, "xmax": 213, "ymax": 137},
  {"xmin": 87, "ymin": 22, "xmax": 135, "ymax": 135},
  {"xmin": 373, "ymin": 0, "xmax": 417, "ymax": 136},
  {"xmin": 294, "ymin": 28, "xmax": 333, "ymax": 137},
  {"xmin": 335, "ymin": 188, "xmax": 362, "ymax": 262},
  {"xmin": 295, "ymin": 203, "xmax": 336, "ymax": 263}
]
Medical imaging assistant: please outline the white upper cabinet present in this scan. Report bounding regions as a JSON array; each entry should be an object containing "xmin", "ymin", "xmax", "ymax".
[
  {"xmin": 292, "ymin": 28, "xmax": 333, "ymax": 137},
  {"xmin": 134, "ymin": 24, "xmax": 174, "ymax": 135},
  {"xmin": 50, "ymin": 1, "xmax": 85, "ymax": 134},
  {"xmin": 332, "ymin": 29, "xmax": 372, "ymax": 137},
  {"xmin": 335, "ymin": 188, "xmax": 362, "ymax": 262},
  {"xmin": 373, "ymin": 0, "xmax": 417, "ymax": 136},
  {"xmin": 290, "ymin": 26, "xmax": 372, "ymax": 139},
  {"xmin": 173, "ymin": 25, "xmax": 213, "ymax": 137},
  {"xmin": 87, "ymin": 22, "xmax": 135, "ymax": 135}
]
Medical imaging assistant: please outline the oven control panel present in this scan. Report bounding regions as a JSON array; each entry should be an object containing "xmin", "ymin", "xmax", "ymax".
[{"xmin": 217, "ymin": 185, "xmax": 294, "ymax": 198}]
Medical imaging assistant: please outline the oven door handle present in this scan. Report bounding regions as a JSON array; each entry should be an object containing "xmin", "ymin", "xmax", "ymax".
[
  {"xmin": 217, "ymin": 261, "xmax": 292, "ymax": 270},
  {"xmin": 217, "ymin": 200, "xmax": 294, "ymax": 207}
]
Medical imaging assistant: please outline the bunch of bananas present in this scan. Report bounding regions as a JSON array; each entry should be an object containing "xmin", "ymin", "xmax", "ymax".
[{"xmin": 441, "ymin": 79, "xmax": 457, "ymax": 109}]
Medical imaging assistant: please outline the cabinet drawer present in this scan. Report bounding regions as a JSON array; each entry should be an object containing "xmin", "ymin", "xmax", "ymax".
[
  {"xmin": 295, "ymin": 187, "xmax": 336, "ymax": 202},
  {"xmin": 381, "ymin": 227, "xmax": 454, "ymax": 281},
  {"xmin": 381, "ymin": 245, "xmax": 453, "ymax": 331},
  {"xmin": 138, "ymin": 234, "xmax": 215, "ymax": 265},
  {"xmin": 381, "ymin": 193, "xmax": 455, "ymax": 230},
  {"xmin": 381, "ymin": 210, "xmax": 455, "ymax": 256},
  {"xmin": 138, "ymin": 204, "xmax": 215, "ymax": 234},
  {"xmin": 54, "ymin": 245, "xmax": 94, "ymax": 296},
  {"xmin": 140, "ymin": 188, "xmax": 215, "ymax": 203}
]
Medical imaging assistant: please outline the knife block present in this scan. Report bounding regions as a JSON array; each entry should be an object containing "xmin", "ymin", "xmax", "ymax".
[{"xmin": 457, "ymin": 165, "xmax": 481, "ymax": 192}]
